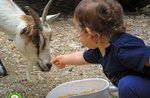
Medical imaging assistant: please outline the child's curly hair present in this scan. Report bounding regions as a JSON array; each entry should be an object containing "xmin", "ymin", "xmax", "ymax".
[{"xmin": 74, "ymin": 0, "xmax": 126, "ymax": 37}]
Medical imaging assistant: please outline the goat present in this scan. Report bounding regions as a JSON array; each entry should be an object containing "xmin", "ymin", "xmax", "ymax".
[{"xmin": 0, "ymin": 0, "xmax": 60, "ymax": 81}]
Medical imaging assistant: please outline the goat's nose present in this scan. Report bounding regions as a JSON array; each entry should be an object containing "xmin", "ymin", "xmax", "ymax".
[{"xmin": 46, "ymin": 63, "xmax": 52, "ymax": 71}]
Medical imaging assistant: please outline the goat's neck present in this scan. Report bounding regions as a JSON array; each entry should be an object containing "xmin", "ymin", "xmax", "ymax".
[{"xmin": 0, "ymin": 0, "xmax": 26, "ymax": 40}]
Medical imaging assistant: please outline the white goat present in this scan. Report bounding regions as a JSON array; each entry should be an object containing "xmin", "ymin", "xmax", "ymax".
[{"xmin": 0, "ymin": 0, "xmax": 60, "ymax": 81}]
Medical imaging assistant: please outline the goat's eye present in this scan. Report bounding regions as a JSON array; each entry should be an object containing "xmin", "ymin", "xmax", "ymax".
[
  {"xmin": 32, "ymin": 40, "xmax": 38, "ymax": 45},
  {"xmin": 20, "ymin": 27, "xmax": 28, "ymax": 35}
]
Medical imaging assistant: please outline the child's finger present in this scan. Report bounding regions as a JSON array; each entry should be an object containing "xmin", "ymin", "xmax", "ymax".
[
  {"xmin": 50, "ymin": 59, "xmax": 56, "ymax": 64},
  {"xmin": 58, "ymin": 63, "xmax": 64, "ymax": 69},
  {"xmin": 51, "ymin": 59, "xmax": 59, "ymax": 65},
  {"xmin": 56, "ymin": 64, "xmax": 62, "ymax": 69},
  {"xmin": 55, "ymin": 61, "xmax": 60, "ymax": 66},
  {"xmin": 58, "ymin": 65, "xmax": 64, "ymax": 69},
  {"xmin": 59, "ymin": 65, "xmax": 65, "ymax": 69}
]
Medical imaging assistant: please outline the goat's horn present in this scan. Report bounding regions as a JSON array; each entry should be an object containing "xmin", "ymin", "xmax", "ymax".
[
  {"xmin": 25, "ymin": 6, "xmax": 41, "ymax": 27},
  {"xmin": 42, "ymin": 0, "xmax": 53, "ymax": 22}
]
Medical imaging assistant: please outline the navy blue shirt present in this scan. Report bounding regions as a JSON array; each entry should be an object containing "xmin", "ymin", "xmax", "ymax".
[{"xmin": 83, "ymin": 33, "xmax": 150, "ymax": 86}]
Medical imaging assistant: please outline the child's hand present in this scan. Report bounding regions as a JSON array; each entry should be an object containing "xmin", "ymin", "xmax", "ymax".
[{"xmin": 51, "ymin": 55, "xmax": 66, "ymax": 69}]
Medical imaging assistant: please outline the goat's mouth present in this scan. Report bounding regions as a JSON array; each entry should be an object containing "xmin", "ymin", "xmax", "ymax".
[{"xmin": 37, "ymin": 62, "xmax": 52, "ymax": 72}]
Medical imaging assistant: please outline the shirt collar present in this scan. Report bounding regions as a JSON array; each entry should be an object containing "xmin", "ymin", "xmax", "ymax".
[{"xmin": 110, "ymin": 32, "xmax": 124, "ymax": 44}]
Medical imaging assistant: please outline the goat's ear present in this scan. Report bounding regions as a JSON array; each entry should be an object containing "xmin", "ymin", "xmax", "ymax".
[
  {"xmin": 40, "ymin": 13, "xmax": 60, "ymax": 23},
  {"xmin": 20, "ymin": 27, "xmax": 29, "ymax": 35}
]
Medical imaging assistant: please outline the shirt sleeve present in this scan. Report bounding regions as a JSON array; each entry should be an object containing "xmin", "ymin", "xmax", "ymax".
[
  {"xmin": 115, "ymin": 45, "xmax": 150, "ymax": 73},
  {"xmin": 83, "ymin": 48, "xmax": 102, "ymax": 64}
]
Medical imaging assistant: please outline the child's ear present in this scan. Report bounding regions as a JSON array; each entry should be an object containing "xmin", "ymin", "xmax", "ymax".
[{"xmin": 85, "ymin": 27, "xmax": 94, "ymax": 36}]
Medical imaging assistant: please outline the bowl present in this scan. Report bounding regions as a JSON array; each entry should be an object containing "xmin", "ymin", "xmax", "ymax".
[{"xmin": 46, "ymin": 78, "xmax": 117, "ymax": 98}]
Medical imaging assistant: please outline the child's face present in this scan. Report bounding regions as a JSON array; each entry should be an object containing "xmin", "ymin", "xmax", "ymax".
[
  {"xmin": 79, "ymin": 30, "xmax": 98, "ymax": 49},
  {"xmin": 76, "ymin": 25, "xmax": 98, "ymax": 49}
]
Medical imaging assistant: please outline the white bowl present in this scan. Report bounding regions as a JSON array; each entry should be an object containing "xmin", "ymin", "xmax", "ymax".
[{"xmin": 46, "ymin": 78, "xmax": 117, "ymax": 98}]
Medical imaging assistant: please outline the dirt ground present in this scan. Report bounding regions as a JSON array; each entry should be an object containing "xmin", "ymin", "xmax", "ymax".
[{"xmin": 0, "ymin": 14, "xmax": 150, "ymax": 98}]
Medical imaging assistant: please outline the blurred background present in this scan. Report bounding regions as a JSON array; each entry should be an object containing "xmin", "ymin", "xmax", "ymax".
[{"xmin": 13, "ymin": 0, "xmax": 150, "ymax": 16}]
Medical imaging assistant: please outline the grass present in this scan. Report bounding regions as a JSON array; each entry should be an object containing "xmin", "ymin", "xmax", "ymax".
[{"xmin": 112, "ymin": 95, "xmax": 118, "ymax": 98}]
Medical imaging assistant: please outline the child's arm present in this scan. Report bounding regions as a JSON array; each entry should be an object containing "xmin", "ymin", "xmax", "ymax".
[{"xmin": 51, "ymin": 51, "xmax": 89, "ymax": 69}]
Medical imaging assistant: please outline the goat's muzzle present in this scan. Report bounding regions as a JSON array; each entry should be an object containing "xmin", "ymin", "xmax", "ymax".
[
  {"xmin": 0, "ymin": 60, "xmax": 8, "ymax": 76},
  {"xmin": 37, "ymin": 62, "xmax": 52, "ymax": 72}
]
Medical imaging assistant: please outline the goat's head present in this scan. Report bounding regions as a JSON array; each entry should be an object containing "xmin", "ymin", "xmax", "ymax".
[{"xmin": 15, "ymin": 0, "xmax": 60, "ymax": 72}]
